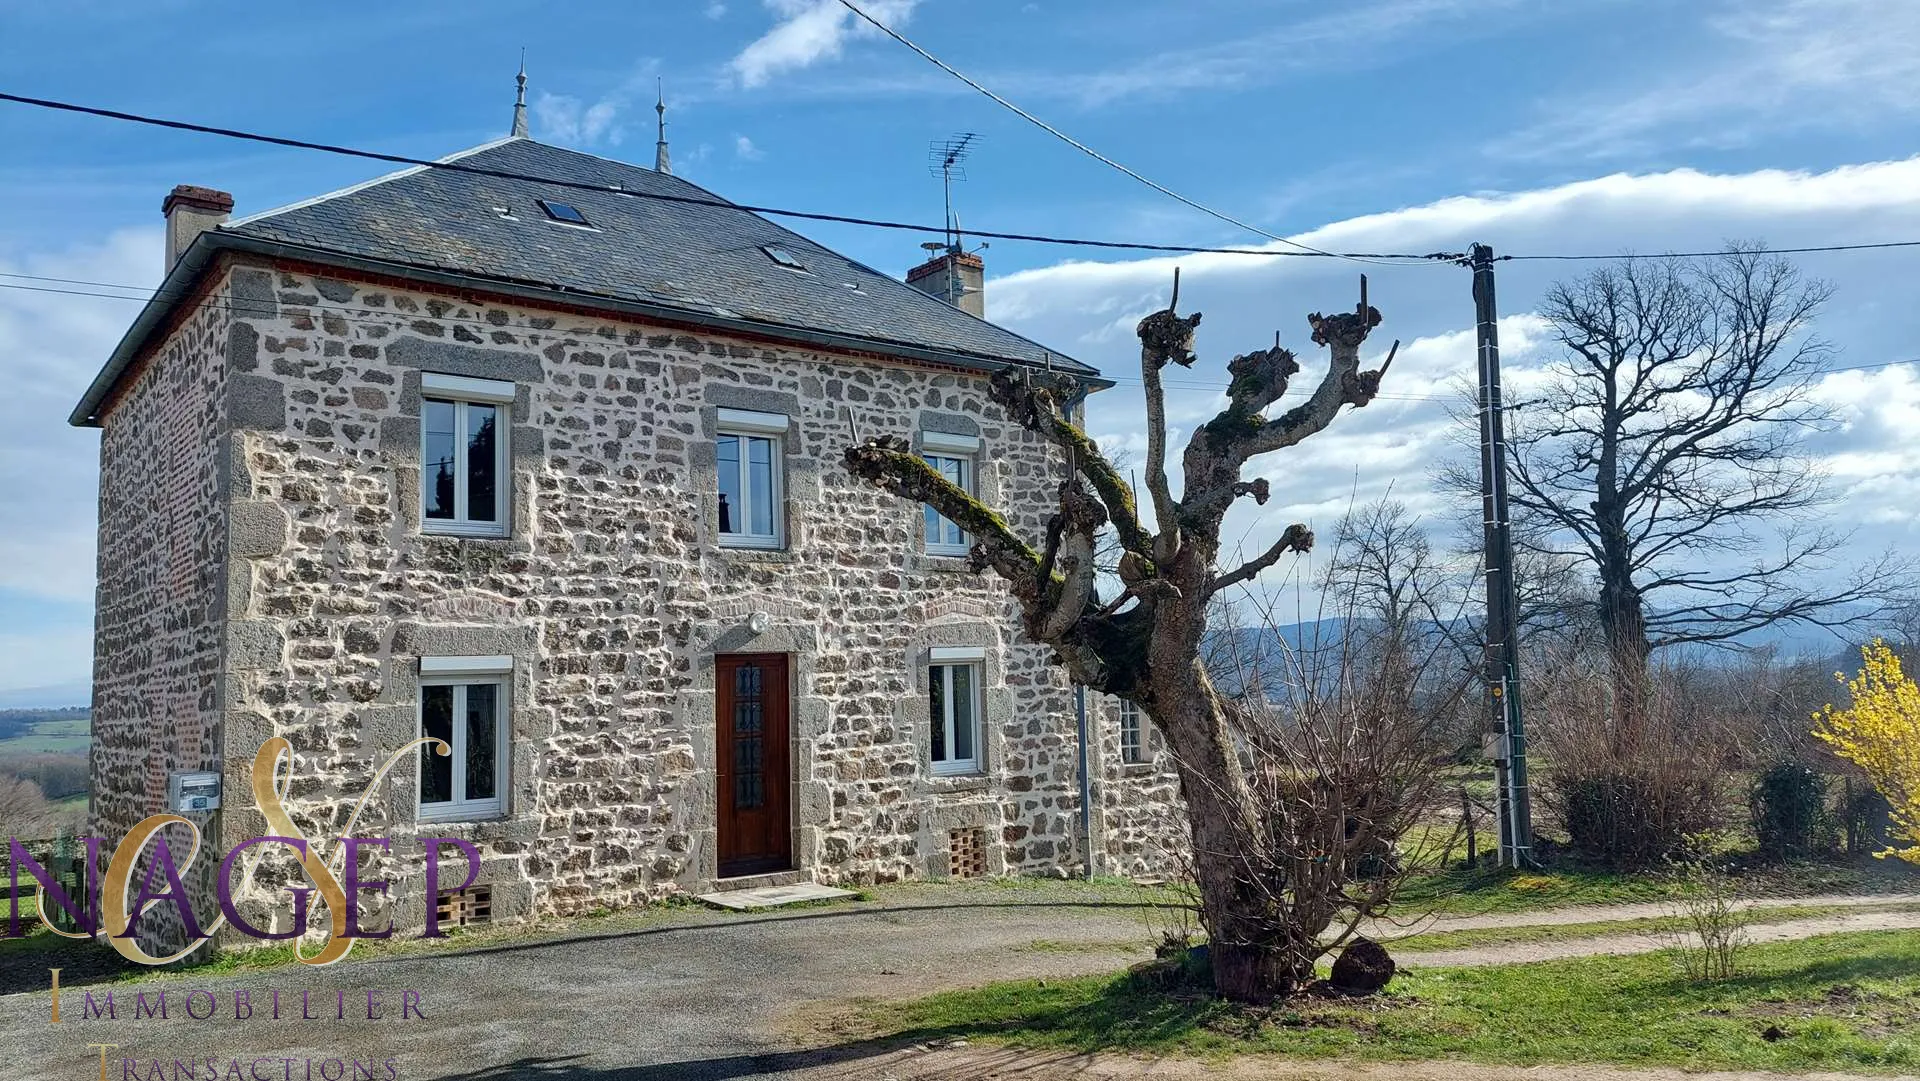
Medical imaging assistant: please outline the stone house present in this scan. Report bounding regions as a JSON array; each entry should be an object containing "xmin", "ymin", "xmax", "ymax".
[{"xmin": 72, "ymin": 115, "xmax": 1186, "ymax": 946}]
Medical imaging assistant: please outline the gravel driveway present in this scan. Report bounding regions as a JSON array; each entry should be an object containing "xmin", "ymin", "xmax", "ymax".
[{"xmin": 1, "ymin": 881, "xmax": 1912, "ymax": 1081}]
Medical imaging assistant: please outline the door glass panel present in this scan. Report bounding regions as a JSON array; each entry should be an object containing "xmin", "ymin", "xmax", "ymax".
[
  {"xmin": 748, "ymin": 437, "xmax": 774, "ymax": 537},
  {"xmin": 733, "ymin": 663, "xmax": 764, "ymax": 810},
  {"xmin": 421, "ymin": 684, "xmax": 454, "ymax": 804},
  {"xmin": 423, "ymin": 400, "xmax": 457, "ymax": 520},
  {"xmin": 953, "ymin": 664, "xmax": 976, "ymax": 762},
  {"xmin": 465, "ymin": 682, "xmax": 498, "ymax": 801},
  {"xmin": 466, "ymin": 404, "xmax": 498, "ymax": 523}
]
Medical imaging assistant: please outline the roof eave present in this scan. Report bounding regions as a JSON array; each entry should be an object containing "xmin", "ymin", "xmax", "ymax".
[{"xmin": 70, "ymin": 233, "xmax": 1111, "ymax": 428}]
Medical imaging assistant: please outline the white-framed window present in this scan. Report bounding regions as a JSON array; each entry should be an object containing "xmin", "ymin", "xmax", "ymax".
[
  {"xmin": 417, "ymin": 656, "xmax": 510, "ymax": 822},
  {"xmin": 1118, "ymin": 698, "xmax": 1145, "ymax": 765},
  {"xmin": 928, "ymin": 646, "xmax": 985, "ymax": 776},
  {"xmin": 421, "ymin": 373, "xmax": 514, "ymax": 537},
  {"xmin": 921, "ymin": 432, "xmax": 980, "ymax": 556},
  {"xmin": 716, "ymin": 408, "xmax": 788, "ymax": 549}
]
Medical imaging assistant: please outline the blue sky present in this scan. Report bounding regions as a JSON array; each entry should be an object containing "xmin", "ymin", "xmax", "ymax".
[{"xmin": 5, "ymin": 0, "xmax": 1920, "ymax": 704}]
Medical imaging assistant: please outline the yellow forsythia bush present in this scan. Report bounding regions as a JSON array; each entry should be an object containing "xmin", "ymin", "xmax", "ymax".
[{"xmin": 1813, "ymin": 639, "xmax": 1920, "ymax": 864}]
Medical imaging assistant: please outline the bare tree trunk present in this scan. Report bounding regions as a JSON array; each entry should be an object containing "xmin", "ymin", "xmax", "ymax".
[{"xmin": 846, "ymin": 278, "xmax": 1400, "ymax": 1001}]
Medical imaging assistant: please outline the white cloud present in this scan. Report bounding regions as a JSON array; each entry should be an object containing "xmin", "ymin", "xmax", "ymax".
[
  {"xmin": 532, "ymin": 91, "xmax": 627, "ymax": 148},
  {"xmin": 529, "ymin": 61, "xmax": 665, "ymax": 148},
  {"xmin": 991, "ymin": 157, "xmax": 1920, "ymax": 595},
  {"xmin": 1498, "ymin": 0, "xmax": 1920, "ymax": 159},
  {"xmin": 706, "ymin": 1, "xmax": 729, "ymax": 17},
  {"xmin": 727, "ymin": 0, "xmax": 920, "ymax": 89},
  {"xmin": 734, "ymin": 134, "xmax": 764, "ymax": 161}
]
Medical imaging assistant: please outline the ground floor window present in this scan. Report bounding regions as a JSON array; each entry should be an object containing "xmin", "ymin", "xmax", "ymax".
[
  {"xmin": 418, "ymin": 657, "xmax": 509, "ymax": 820},
  {"xmin": 1119, "ymin": 698, "xmax": 1145, "ymax": 765},
  {"xmin": 928, "ymin": 648, "xmax": 985, "ymax": 775}
]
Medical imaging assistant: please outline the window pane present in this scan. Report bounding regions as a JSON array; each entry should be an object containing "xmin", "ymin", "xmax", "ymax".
[
  {"xmin": 952, "ymin": 664, "xmax": 976, "ymax": 763},
  {"xmin": 929, "ymin": 666, "xmax": 948, "ymax": 763},
  {"xmin": 423, "ymin": 400, "xmax": 457, "ymax": 520},
  {"xmin": 464, "ymin": 683, "xmax": 498, "ymax": 802},
  {"xmin": 466, "ymin": 404, "xmax": 498, "ymax": 523},
  {"xmin": 717, "ymin": 435, "xmax": 741, "ymax": 534},
  {"xmin": 747, "ymin": 437, "xmax": 774, "ymax": 537},
  {"xmin": 421, "ymin": 685, "xmax": 454, "ymax": 805},
  {"xmin": 924, "ymin": 503, "xmax": 941, "ymax": 545}
]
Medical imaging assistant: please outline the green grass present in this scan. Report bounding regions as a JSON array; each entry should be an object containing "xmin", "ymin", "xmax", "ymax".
[
  {"xmin": 1395, "ymin": 857, "xmax": 1920, "ymax": 918},
  {"xmin": 863, "ymin": 930, "xmax": 1920, "ymax": 1072},
  {"xmin": 1396, "ymin": 864, "xmax": 1679, "ymax": 915},
  {"xmin": 0, "ymin": 717, "xmax": 90, "ymax": 754},
  {"xmin": 1387, "ymin": 901, "xmax": 1920, "ymax": 953}
]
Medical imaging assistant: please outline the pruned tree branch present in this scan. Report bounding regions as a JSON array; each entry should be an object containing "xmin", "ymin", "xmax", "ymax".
[{"xmin": 1208, "ymin": 524, "xmax": 1314, "ymax": 598}]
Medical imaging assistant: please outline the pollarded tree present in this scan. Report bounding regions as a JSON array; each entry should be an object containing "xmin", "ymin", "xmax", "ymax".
[{"xmin": 845, "ymin": 278, "xmax": 1398, "ymax": 1002}]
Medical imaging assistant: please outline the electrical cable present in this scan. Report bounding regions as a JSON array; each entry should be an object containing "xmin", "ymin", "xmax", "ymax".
[
  {"xmin": 0, "ymin": 90, "xmax": 1449, "ymax": 264},
  {"xmin": 834, "ymin": 0, "xmax": 1396, "ymax": 265}
]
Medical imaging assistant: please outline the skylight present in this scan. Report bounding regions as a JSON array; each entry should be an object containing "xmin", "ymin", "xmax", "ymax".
[
  {"xmin": 762, "ymin": 245, "xmax": 806, "ymax": 270},
  {"xmin": 539, "ymin": 200, "xmax": 592, "ymax": 226}
]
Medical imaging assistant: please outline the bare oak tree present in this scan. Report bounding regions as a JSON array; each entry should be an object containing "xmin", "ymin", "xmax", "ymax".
[
  {"xmin": 845, "ymin": 278, "xmax": 1397, "ymax": 1001},
  {"xmin": 1497, "ymin": 248, "xmax": 1900, "ymax": 708}
]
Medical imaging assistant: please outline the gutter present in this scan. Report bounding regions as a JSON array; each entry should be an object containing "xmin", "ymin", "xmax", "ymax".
[{"xmin": 70, "ymin": 231, "xmax": 1114, "ymax": 428}]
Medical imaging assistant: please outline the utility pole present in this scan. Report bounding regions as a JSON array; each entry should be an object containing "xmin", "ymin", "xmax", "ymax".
[{"xmin": 1469, "ymin": 243, "xmax": 1534, "ymax": 868}]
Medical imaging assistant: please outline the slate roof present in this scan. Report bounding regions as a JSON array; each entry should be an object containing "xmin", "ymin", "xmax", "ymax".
[{"xmin": 222, "ymin": 137, "xmax": 1097, "ymax": 378}]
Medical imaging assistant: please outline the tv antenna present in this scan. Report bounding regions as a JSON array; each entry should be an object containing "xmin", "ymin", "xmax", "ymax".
[{"xmin": 927, "ymin": 133, "xmax": 978, "ymax": 252}]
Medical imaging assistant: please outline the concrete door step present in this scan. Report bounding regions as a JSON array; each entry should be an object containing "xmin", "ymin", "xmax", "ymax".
[{"xmin": 697, "ymin": 881, "xmax": 860, "ymax": 912}]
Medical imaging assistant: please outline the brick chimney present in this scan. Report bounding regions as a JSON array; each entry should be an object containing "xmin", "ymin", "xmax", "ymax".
[
  {"xmin": 906, "ymin": 248, "xmax": 985, "ymax": 318},
  {"xmin": 162, "ymin": 185, "xmax": 234, "ymax": 272}
]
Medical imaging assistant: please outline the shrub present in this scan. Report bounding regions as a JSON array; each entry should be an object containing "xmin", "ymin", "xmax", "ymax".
[
  {"xmin": 1751, "ymin": 760, "xmax": 1832, "ymax": 859},
  {"xmin": 1665, "ymin": 851, "xmax": 1749, "ymax": 982},
  {"xmin": 1535, "ymin": 653, "xmax": 1731, "ymax": 868},
  {"xmin": 1837, "ymin": 778, "xmax": 1896, "ymax": 857},
  {"xmin": 1813, "ymin": 639, "xmax": 1920, "ymax": 864}
]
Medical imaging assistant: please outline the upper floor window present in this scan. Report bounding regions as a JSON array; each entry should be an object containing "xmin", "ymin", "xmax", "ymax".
[
  {"xmin": 421, "ymin": 373, "xmax": 514, "ymax": 538},
  {"xmin": 920, "ymin": 432, "xmax": 980, "ymax": 556},
  {"xmin": 1118, "ymin": 698, "xmax": 1145, "ymax": 765},
  {"xmin": 929, "ymin": 646, "xmax": 985, "ymax": 776},
  {"xmin": 418, "ymin": 655, "xmax": 511, "ymax": 822},
  {"xmin": 717, "ymin": 408, "xmax": 788, "ymax": 549}
]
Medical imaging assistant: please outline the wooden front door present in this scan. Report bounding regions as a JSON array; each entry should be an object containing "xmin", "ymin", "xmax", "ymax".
[{"xmin": 716, "ymin": 653, "xmax": 792, "ymax": 877}]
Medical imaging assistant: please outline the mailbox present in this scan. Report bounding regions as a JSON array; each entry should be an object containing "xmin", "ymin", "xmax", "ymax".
[{"xmin": 168, "ymin": 771, "xmax": 222, "ymax": 813}]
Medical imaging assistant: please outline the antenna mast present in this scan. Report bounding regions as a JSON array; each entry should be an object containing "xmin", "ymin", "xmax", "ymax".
[{"xmin": 928, "ymin": 133, "xmax": 978, "ymax": 254}]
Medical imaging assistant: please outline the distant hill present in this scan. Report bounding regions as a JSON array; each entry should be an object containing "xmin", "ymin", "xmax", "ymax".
[{"xmin": 0, "ymin": 683, "xmax": 90, "ymax": 710}]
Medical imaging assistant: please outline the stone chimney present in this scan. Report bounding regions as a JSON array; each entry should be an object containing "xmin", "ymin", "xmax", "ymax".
[
  {"xmin": 906, "ymin": 249, "xmax": 985, "ymax": 318},
  {"xmin": 162, "ymin": 185, "xmax": 234, "ymax": 272}
]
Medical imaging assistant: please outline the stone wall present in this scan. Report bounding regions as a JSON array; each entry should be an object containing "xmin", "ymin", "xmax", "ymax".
[
  {"xmin": 87, "ymin": 266, "xmax": 238, "ymax": 955},
  {"xmin": 199, "ymin": 259, "xmax": 1187, "ymax": 930}
]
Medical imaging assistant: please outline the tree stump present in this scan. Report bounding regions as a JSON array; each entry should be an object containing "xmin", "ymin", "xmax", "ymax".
[{"xmin": 1329, "ymin": 937, "xmax": 1395, "ymax": 994}]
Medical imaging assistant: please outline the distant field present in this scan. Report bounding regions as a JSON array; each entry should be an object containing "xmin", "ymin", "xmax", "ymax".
[{"xmin": 0, "ymin": 717, "xmax": 90, "ymax": 755}]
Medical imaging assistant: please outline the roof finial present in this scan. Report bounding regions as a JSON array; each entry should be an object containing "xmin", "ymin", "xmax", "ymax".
[
  {"xmin": 511, "ymin": 51, "xmax": 529, "ymax": 138},
  {"xmin": 654, "ymin": 77, "xmax": 672, "ymax": 175}
]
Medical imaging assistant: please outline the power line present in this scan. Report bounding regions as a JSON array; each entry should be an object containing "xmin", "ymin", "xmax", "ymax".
[
  {"xmin": 7, "ymin": 91, "xmax": 1920, "ymax": 269},
  {"xmin": 5, "ymin": 273, "xmax": 1917, "ymax": 388},
  {"xmin": 835, "ymin": 0, "xmax": 1396, "ymax": 266},
  {"xmin": 0, "ymin": 90, "xmax": 1448, "ymax": 264},
  {"xmin": 1497, "ymin": 240, "xmax": 1920, "ymax": 262}
]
